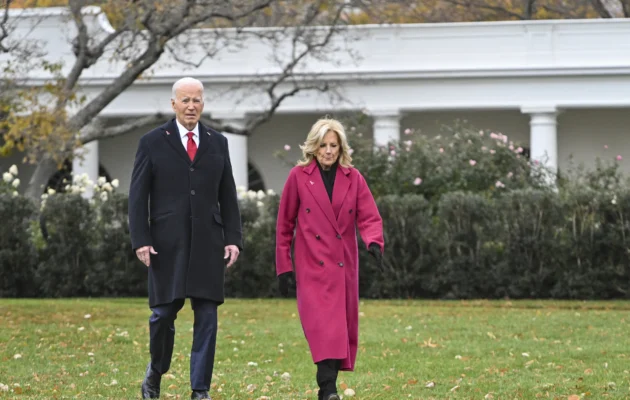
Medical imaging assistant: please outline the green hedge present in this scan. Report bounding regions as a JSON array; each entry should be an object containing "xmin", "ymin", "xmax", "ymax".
[{"xmin": 3, "ymin": 185, "xmax": 630, "ymax": 299}]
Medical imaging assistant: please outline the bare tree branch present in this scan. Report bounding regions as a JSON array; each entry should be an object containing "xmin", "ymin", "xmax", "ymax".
[
  {"xmin": 80, "ymin": 113, "xmax": 165, "ymax": 142},
  {"xmin": 443, "ymin": 0, "xmax": 529, "ymax": 19},
  {"xmin": 590, "ymin": 0, "xmax": 615, "ymax": 17},
  {"xmin": 0, "ymin": 0, "xmax": 11, "ymax": 53},
  {"xmin": 524, "ymin": 0, "xmax": 538, "ymax": 19},
  {"xmin": 67, "ymin": 0, "xmax": 274, "ymax": 132}
]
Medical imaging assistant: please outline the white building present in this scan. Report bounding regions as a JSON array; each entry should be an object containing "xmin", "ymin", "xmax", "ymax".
[{"xmin": 2, "ymin": 7, "xmax": 630, "ymax": 194}]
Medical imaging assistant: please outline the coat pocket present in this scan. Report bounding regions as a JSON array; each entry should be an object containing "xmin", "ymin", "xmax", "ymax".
[
  {"xmin": 150, "ymin": 211, "xmax": 174, "ymax": 223},
  {"xmin": 213, "ymin": 213, "xmax": 224, "ymax": 226}
]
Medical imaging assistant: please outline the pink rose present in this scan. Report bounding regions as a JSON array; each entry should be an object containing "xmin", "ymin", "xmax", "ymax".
[
  {"xmin": 469, "ymin": 160, "xmax": 477, "ymax": 166},
  {"xmin": 413, "ymin": 177, "xmax": 422, "ymax": 185},
  {"xmin": 283, "ymin": 144, "xmax": 291, "ymax": 151}
]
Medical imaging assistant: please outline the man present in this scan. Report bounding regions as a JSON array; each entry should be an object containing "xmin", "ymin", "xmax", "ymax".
[{"xmin": 128, "ymin": 77, "xmax": 243, "ymax": 400}]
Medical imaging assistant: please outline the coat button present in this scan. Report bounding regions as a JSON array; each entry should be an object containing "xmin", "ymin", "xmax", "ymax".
[
  {"xmin": 336, "ymin": 234, "xmax": 341, "ymax": 239},
  {"xmin": 190, "ymin": 167, "xmax": 194, "ymax": 172},
  {"xmin": 315, "ymin": 235, "xmax": 320, "ymax": 240},
  {"xmin": 349, "ymin": 209, "xmax": 353, "ymax": 213},
  {"xmin": 306, "ymin": 208, "xmax": 310, "ymax": 213},
  {"xmin": 338, "ymin": 262, "xmax": 344, "ymax": 267},
  {"xmin": 319, "ymin": 260, "xmax": 324, "ymax": 265},
  {"xmin": 191, "ymin": 190, "xmax": 196, "ymax": 195}
]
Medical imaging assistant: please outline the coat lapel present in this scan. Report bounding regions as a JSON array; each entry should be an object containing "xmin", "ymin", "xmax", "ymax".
[
  {"xmin": 162, "ymin": 119, "xmax": 191, "ymax": 164},
  {"xmin": 332, "ymin": 166, "xmax": 351, "ymax": 219},
  {"xmin": 304, "ymin": 161, "xmax": 340, "ymax": 232}
]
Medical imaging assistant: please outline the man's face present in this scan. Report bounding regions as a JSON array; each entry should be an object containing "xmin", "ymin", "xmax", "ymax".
[{"xmin": 171, "ymin": 83, "xmax": 204, "ymax": 130}]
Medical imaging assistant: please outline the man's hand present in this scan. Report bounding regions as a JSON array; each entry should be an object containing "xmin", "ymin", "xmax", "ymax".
[
  {"xmin": 368, "ymin": 243, "xmax": 384, "ymax": 271},
  {"xmin": 278, "ymin": 271, "xmax": 293, "ymax": 297},
  {"xmin": 224, "ymin": 245, "xmax": 240, "ymax": 268},
  {"xmin": 136, "ymin": 246, "xmax": 158, "ymax": 267}
]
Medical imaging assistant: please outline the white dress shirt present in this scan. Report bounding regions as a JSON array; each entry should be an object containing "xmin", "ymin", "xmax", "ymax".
[{"xmin": 176, "ymin": 119, "xmax": 199, "ymax": 150}]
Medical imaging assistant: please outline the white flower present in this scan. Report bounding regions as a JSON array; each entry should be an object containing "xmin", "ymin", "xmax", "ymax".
[
  {"xmin": 111, "ymin": 179, "xmax": 119, "ymax": 188},
  {"xmin": 281, "ymin": 372, "xmax": 291, "ymax": 381},
  {"xmin": 247, "ymin": 362, "xmax": 258, "ymax": 367},
  {"xmin": 12, "ymin": 191, "xmax": 18, "ymax": 197},
  {"xmin": 84, "ymin": 314, "xmax": 91, "ymax": 319},
  {"xmin": 11, "ymin": 179, "xmax": 20, "ymax": 188},
  {"xmin": 2, "ymin": 172, "xmax": 12, "ymax": 183},
  {"xmin": 256, "ymin": 190, "xmax": 265, "ymax": 200},
  {"xmin": 41, "ymin": 194, "xmax": 48, "ymax": 200},
  {"xmin": 88, "ymin": 352, "xmax": 95, "ymax": 356},
  {"xmin": 247, "ymin": 191, "xmax": 257, "ymax": 200},
  {"xmin": 13, "ymin": 354, "xmax": 21, "ymax": 359},
  {"xmin": 47, "ymin": 188, "xmax": 56, "ymax": 195},
  {"xmin": 256, "ymin": 201, "xmax": 264, "ymax": 208},
  {"xmin": 97, "ymin": 176, "xmax": 107, "ymax": 186},
  {"xmin": 9, "ymin": 165, "xmax": 18, "ymax": 175},
  {"xmin": 102, "ymin": 183, "xmax": 113, "ymax": 192},
  {"xmin": 266, "ymin": 189, "xmax": 275, "ymax": 196}
]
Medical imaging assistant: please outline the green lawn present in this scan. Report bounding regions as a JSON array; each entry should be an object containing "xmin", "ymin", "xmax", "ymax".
[{"xmin": 1, "ymin": 299, "xmax": 630, "ymax": 399}]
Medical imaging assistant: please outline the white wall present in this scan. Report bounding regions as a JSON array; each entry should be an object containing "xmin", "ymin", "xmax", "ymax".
[{"xmin": 558, "ymin": 109, "xmax": 630, "ymax": 174}]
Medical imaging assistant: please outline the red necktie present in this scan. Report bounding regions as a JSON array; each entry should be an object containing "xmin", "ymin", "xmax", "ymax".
[{"xmin": 186, "ymin": 132, "xmax": 197, "ymax": 161}]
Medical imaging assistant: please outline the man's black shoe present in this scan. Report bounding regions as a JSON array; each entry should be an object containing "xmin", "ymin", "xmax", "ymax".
[
  {"xmin": 191, "ymin": 390, "xmax": 211, "ymax": 399},
  {"xmin": 141, "ymin": 363, "xmax": 161, "ymax": 399}
]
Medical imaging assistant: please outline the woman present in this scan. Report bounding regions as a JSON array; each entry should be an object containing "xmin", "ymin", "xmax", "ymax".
[{"xmin": 275, "ymin": 117, "xmax": 384, "ymax": 400}]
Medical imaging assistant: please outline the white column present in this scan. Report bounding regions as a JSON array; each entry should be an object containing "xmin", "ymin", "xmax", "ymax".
[
  {"xmin": 217, "ymin": 114, "xmax": 248, "ymax": 191},
  {"xmin": 72, "ymin": 140, "xmax": 99, "ymax": 198},
  {"xmin": 371, "ymin": 110, "xmax": 401, "ymax": 147},
  {"xmin": 521, "ymin": 106, "xmax": 559, "ymax": 184}
]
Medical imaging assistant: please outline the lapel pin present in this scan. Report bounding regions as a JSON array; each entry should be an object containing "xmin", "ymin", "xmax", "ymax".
[
  {"xmin": 166, "ymin": 130, "xmax": 171, "ymax": 136},
  {"xmin": 310, "ymin": 180, "xmax": 314, "ymax": 185},
  {"xmin": 207, "ymin": 131, "xmax": 211, "ymax": 136}
]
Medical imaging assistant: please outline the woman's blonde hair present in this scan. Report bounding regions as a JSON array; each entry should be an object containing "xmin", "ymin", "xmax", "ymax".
[{"xmin": 297, "ymin": 117, "xmax": 353, "ymax": 168}]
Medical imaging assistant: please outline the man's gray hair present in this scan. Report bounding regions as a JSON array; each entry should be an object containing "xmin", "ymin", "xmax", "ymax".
[{"xmin": 171, "ymin": 77, "xmax": 204, "ymax": 99}]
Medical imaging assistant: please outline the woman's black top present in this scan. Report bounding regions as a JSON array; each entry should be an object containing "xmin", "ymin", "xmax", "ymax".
[{"xmin": 317, "ymin": 160, "xmax": 337, "ymax": 202}]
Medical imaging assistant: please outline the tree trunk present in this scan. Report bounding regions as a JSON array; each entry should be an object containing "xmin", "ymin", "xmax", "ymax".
[{"xmin": 24, "ymin": 157, "xmax": 58, "ymax": 201}]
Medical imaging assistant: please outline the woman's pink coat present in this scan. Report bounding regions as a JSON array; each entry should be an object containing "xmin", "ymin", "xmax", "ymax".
[{"xmin": 275, "ymin": 161, "xmax": 384, "ymax": 371}]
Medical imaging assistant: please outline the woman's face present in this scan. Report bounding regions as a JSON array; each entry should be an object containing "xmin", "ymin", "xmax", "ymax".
[{"xmin": 316, "ymin": 130, "xmax": 340, "ymax": 170}]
